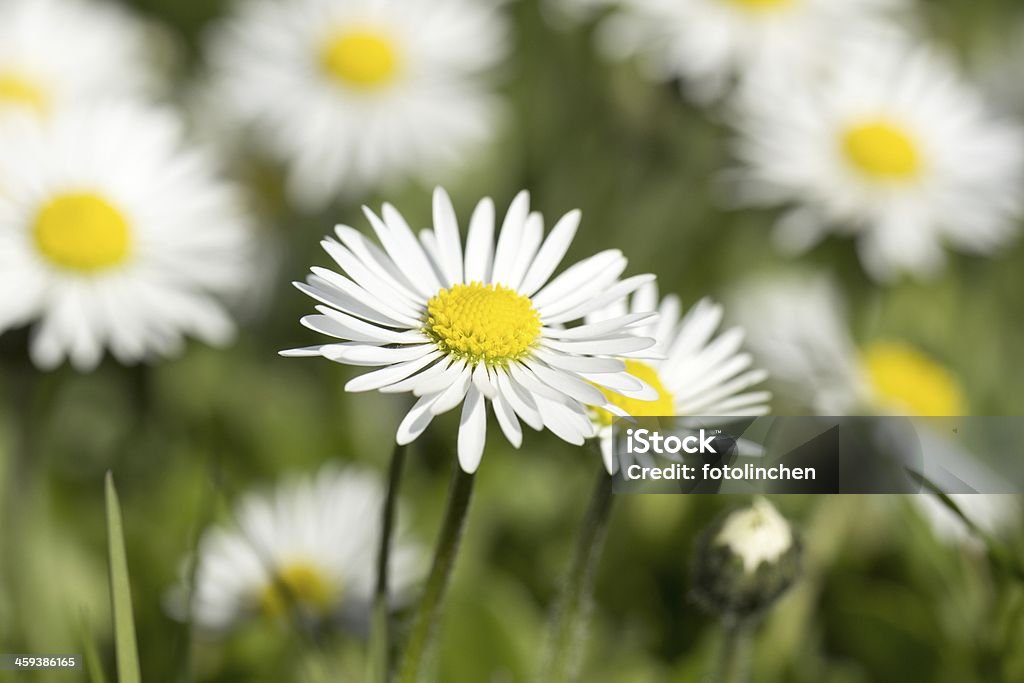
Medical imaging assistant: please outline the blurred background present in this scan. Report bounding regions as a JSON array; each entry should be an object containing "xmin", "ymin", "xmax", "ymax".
[{"xmin": 1, "ymin": 0, "xmax": 1024, "ymax": 681}]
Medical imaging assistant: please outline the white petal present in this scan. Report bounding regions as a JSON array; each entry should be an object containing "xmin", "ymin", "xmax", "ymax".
[
  {"xmin": 431, "ymin": 366, "xmax": 473, "ymax": 415},
  {"xmin": 363, "ymin": 205, "xmax": 441, "ymax": 298},
  {"xmin": 533, "ymin": 395, "xmax": 588, "ymax": 445},
  {"xmin": 397, "ymin": 393, "xmax": 440, "ymax": 445},
  {"xmin": 543, "ymin": 274, "xmax": 656, "ymax": 325},
  {"xmin": 533, "ymin": 348, "xmax": 625, "ymax": 374},
  {"xmin": 458, "ymin": 386, "xmax": 487, "ymax": 473},
  {"xmin": 523, "ymin": 359, "xmax": 606, "ymax": 406},
  {"xmin": 345, "ymin": 352, "xmax": 442, "ymax": 392},
  {"xmin": 412, "ymin": 358, "xmax": 467, "ymax": 396},
  {"xmin": 532, "ymin": 250, "xmax": 624, "ymax": 311},
  {"xmin": 279, "ymin": 346, "xmax": 323, "ymax": 357},
  {"xmin": 542, "ymin": 313, "xmax": 656, "ymax": 340},
  {"xmin": 491, "ymin": 191, "xmax": 530, "ymax": 285},
  {"xmin": 543, "ymin": 336, "xmax": 657, "ymax": 356},
  {"xmin": 519, "ymin": 209, "xmax": 581, "ymax": 296},
  {"xmin": 492, "ymin": 391, "xmax": 522, "ymax": 448},
  {"xmin": 472, "ymin": 362, "xmax": 498, "ymax": 399},
  {"xmin": 502, "ymin": 212, "xmax": 543, "ymax": 291},
  {"xmin": 323, "ymin": 343, "xmax": 436, "ymax": 366},
  {"xmin": 432, "ymin": 187, "xmax": 464, "ymax": 286},
  {"xmin": 464, "ymin": 197, "xmax": 495, "ymax": 283},
  {"xmin": 495, "ymin": 370, "xmax": 544, "ymax": 430}
]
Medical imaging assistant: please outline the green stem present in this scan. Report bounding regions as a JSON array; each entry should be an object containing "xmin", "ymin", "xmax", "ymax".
[
  {"xmin": 714, "ymin": 618, "xmax": 753, "ymax": 683},
  {"xmin": 539, "ymin": 466, "xmax": 615, "ymax": 683},
  {"xmin": 368, "ymin": 442, "xmax": 408, "ymax": 683},
  {"xmin": 397, "ymin": 463, "xmax": 476, "ymax": 683}
]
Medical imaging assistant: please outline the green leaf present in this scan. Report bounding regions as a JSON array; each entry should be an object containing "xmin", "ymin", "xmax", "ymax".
[{"xmin": 105, "ymin": 472, "xmax": 141, "ymax": 683}]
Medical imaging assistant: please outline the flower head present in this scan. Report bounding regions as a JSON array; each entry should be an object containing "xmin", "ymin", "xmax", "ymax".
[
  {"xmin": 0, "ymin": 0, "xmax": 157, "ymax": 122},
  {"xmin": 285, "ymin": 188, "xmax": 658, "ymax": 472},
  {"xmin": 731, "ymin": 41, "xmax": 1024, "ymax": 280},
  {"xmin": 206, "ymin": 0, "xmax": 507, "ymax": 210},
  {"xmin": 691, "ymin": 497, "xmax": 800, "ymax": 619},
  {"xmin": 0, "ymin": 103, "xmax": 254, "ymax": 370},
  {"xmin": 185, "ymin": 467, "xmax": 421, "ymax": 631},
  {"xmin": 585, "ymin": 282, "xmax": 770, "ymax": 471}
]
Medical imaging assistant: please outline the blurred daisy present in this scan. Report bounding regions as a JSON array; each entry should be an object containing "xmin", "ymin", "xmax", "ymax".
[
  {"xmin": 590, "ymin": 0, "xmax": 904, "ymax": 101},
  {"xmin": 731, "ymin": 42, "xmax": 1024, "ymax": 280},
  {"xmin": 188, "ymin": 467, "xmax": 420, "ymax": 631},
  {"xmin": 729, "ymin": 273, "xmax": 965, "ymax": 416},
  {"xmin": 0, "ymin": 103, "xmax": 253, "ymax": 371},
  {"xmin": 284, "ymin": 188, "xmax": 658, "ymax": 473},
  {"xmin": 585, "ymin": 282, "xmax": 771, "ymax": 471},
  {"xmin": 206, "ymin": 0, "xmax": 507, "ymax": 210},
  {"xmin": 0, "ymin": 0, "xmax": 157, "ymax": 121}
]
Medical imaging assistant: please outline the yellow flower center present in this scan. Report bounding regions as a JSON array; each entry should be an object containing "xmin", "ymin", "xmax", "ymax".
[
  {"xmin": 33, "ymin": 193, "xmax": 132, "ymax": 272},
  {"xmin": 260, "ymin": 562, "xmax": 336, "ymax": 618},
  {"xmin": 724, "ymin": 0, "xmax": 795, "ymax": 12},
  {"xmin": 594, "ymin": 360, "xmax": 676, "ymax": 426},
  {"xmin": 841, "ymin": 120, "xmax": 922, "ymax": 181},
  {"xmin": 425, "ymin": 282, "xmax": 541, "ymax": 366},
  {"xmin": 319, "ymin": 28, "xmax": 400, "ymax": 89},
  {"xmin": 0, "ymin": 71, "xmax": 48, "ymax": 115},
  {"xmin": 861, "ymin": 341, "xmax": 966, "ymax": 416}
]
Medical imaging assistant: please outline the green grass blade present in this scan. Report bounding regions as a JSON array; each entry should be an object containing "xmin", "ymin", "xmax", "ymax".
[
  {"xmin": 78, "ymin": 611, "xmax": 110, "ymax": 683},
  {"xmin": 105, "ymin": 472, "xmax": 141, "ymax": 683}
]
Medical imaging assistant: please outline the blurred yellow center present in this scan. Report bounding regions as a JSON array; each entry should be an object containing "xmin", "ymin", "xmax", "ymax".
[
  {"xmin": 861, "ymin": 341, "xmax": 966, "ymax": 416},
  {"xmin": 425, "ymin": 282, "xmax": 541, "ymax": 366},
  {"xmin": 33, "ymin": 193, "xmax": 132, "ymax": 272},
  {"xmin": 594, "ymin": 360, "xmax": 675, "ymax": 426},
  {"xmin": 725, "ymin": 0, "xmax": 794, "ymax": 11},
  {"xmin": 0, "ymin": 72, "xmax": 47, "ymax": 114},
  {"xmin": 260, "ymin": 562, "xmax": 336, "ymax": 618},
  {"xmin": 320, "ymin": 29, "xmax": 399, "ymax": 89},
  {"xmin": 842, "ymin": 120, "xmax": 921, "ymax": 180}
]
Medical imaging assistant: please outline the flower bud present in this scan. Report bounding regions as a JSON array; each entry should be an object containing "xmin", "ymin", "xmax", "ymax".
[{"xmin": 690, "ymin": 497, "xmax": 800, "ymax": 620}]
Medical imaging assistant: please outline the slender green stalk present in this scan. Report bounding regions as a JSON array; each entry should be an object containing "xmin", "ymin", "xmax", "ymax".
[
  {"xmin": 368, "ymin": 442, "xmax": 408, "ymax": 683},
  {"xmin": 397, "ymin": 464, "xmax": 476, "ymax": 683},
  {"xmin": 105, "ymin": 472, "xmax": 141, "ymax": 683},
  {"xmin": 714, "ymin": 618, "xmax": 753, "ymax": 683},
  {"xmin": 539, "ymin": 466, "xmax": 615, "ymax": 683}
]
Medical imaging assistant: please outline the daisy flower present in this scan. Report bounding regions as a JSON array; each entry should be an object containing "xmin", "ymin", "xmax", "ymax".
[
  {"xmin": 589, "ymin": 0, "xmax": 904, "ymax": 101},
  {"xmin": 284, "ymin": 188, "xmax": 658, "ymax": 473},
  {"xmin": 585, "ymin": 282, "xmax": 771, "ymax": 471},
  {"xmin": 0, "ymin": 0, "xmax": 157, "ymax": 121},
  {"xmin": 730, "ymin": 41, "xmax": 1024, "ymax": 281},
  {"xmin": 206, "ymin": 0, "xmax": 507, "ymax": 210},
  {"xmin": 187, "ymin": 466, "xmax": 421, "ymax": 631},
  {"xmin": 729, "ymin": 273, "xmax": 966, "ymax": 417},
  {"xmin": 0, "ymin": 103, "xmax": 253, "ymax": 371}
]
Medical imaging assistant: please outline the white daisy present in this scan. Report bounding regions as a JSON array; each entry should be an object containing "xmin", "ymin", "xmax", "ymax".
[
  {"xmin": 187, "ymin": 466, "xmax": 421, "ymax": 631},
  {"xmin": 0, "ymin": 0, "xmax": 157, "ymax": 122},
  {"xmin": 729, "ymin": 272, "xmax": 966, "ymax": 417},
  {"xmin": 284, "ymin": 188, "xmax": 659, "ymax": 473},
  {"xmin": 730, "ymin": 41, "xmax": 1024, "ymax": 280},
  {"xmin": 590, "ymin": 0, "xmax": 904, "ymax": 101},
  {"xmin": 206, "ymin": 0, "xmax": 507, "ymax": 210},
  {"xmin": 0, "ymin": 102, "xmax": 253, "ymax": 371},
  {"xmin": 585, "ymin": 282, "xmax": 771, "ymax": 471}
]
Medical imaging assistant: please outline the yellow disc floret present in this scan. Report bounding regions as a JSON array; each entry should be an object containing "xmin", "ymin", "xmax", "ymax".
[
  {"xmin": 861, "ymin": 341, "xmax": 966, "ymax": 416},
  {"xmin": 260, "ymin": 561, "xmax": 336, "ymax": 618},
  {"xmin": 0, "ymin": 72, "xmax": 48, "ymax": 115},
  {"xmin": 725, "ymin": 0, "xmax": 795, "ymax": 12},
  {"xmin": 319, "ymin": 28, "xmax": 400, "ymax": 89},
  {"xmin": 33, "ymin": 192, "xmax": 132, "ymax": 272},
  {"xmin": 425, "ymin": 282, "xmax": 541, "ymax": 366},
  {"xmin": 594, "ymin": 360, "xmax": 676, "ymax": 426},
  {"xmin": 842, "ymin": 120, "xmax": 922, "ymax": 181}
]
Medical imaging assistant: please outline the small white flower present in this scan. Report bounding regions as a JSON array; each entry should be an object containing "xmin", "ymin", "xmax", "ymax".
[
  {"xmin": 206, "ymin": 0, "xmax": 508, "ymax": 210},
  {"xmin": 284, "ymin": 188, "xmax": 658, "ymax": 473},
  {"xmin": 187, "ymin": 467, "xmax": 421, "ymax": 631},
  {"xmin": 0, "ymin": 103, "xmax": 254, "ymax": 371},
  {"xmin": 729, "ymin": 272, "xmax": 966, "ymax": 417},
  {"xmin": 730, "ymin": 41, "xmax": 1024, "ymax": 280},
  {"xmin": 585, "ymin": 282, "xmax": 771, "ymax": 471},
  {"xmin": 588, "ymin": 0, "xmax": 903, "ymax": 101},
  {"xmin": 0, "ymin": 0, "xmax": 157, "ymax": 121},
  {"xmin": 716, "ymin": 497, "xmax": 793, "ymax": 574}
]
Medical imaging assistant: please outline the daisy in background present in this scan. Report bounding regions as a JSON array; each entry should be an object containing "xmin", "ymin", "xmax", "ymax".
[
  {"xmin": 585, "ymin": 282, "xmax": 771, "ymax": 471},
  {"xmin": 284, "ymin": 187, "xmax": 658, "ymax": 473},
  {"xmin": 184, "ymin": 466, "xmax": 421, "ymax": 631},
  {"xmin": 0, "ymin": 102, "xmax": 254, "ymax": 371},
  {"xmin": 728, "ymin": 272, "xmax": 1019, "ymax": 544},
  {"xmin": 0, "ymin": 0, "xmax": 158, "ymax": 122},
  {"xmin": 206, "ymin": 0, "xmax": 507, "ymax": 211},
  {"xmin": 580, "ymin": 0, "xmax": 904, "ymax": 101},
  {"xmin": 730, "ymin": 40, "xmax": 1024, "ymax": 281}
]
